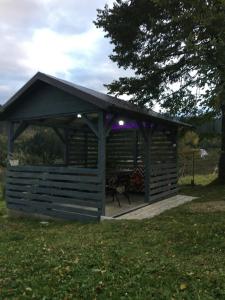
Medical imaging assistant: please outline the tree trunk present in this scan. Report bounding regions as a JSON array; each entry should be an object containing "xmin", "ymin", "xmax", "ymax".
[{"xmin": 218, "ymin": 105, "xmax": 225, "ymax": 182}]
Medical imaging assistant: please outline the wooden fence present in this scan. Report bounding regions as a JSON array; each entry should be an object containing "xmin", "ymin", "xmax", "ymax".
[{"xmin": 6, "ymin": 165, "xmax": 102, "ymax": 221}]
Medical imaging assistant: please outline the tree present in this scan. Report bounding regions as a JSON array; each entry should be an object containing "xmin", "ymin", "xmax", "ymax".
[
  {"xmin": 95, "ymin": 0, "xmax": 225, "ymax": 182},
  {"xmin": 16, "ymin": 128, "xmax": 63, "ymax": 165}
]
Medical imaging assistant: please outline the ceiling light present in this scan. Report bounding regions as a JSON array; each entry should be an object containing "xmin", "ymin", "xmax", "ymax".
[{"xmin": 118, "ymin": 120, "xmax": 124, "ymax": 126}]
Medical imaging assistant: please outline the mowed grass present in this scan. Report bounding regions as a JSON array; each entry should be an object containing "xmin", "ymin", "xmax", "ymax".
[{"xmin": 1, "ymin": 175, "xmax": 225, "ymax": 299}]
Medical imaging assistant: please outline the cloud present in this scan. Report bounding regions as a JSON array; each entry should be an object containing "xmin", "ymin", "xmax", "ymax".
[
  {"xmin": 0, "ymin": 0, "xmax": 130, "ymax": 105},
  {"xmin": 21, "ymin": 25, "xmax": 104, "ymax": 75},
  {"xmin": 0, "ymin": 0, "xmax": 46, "ymax": 33},
  {"xmin": 44, "ymin": 0, "xmax": 112, "ymax": 34}
]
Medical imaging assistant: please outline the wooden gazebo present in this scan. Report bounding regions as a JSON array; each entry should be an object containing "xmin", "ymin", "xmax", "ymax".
[{"xmin": 1, "ymin": 72, "xmax": 190, "ymax": 221}]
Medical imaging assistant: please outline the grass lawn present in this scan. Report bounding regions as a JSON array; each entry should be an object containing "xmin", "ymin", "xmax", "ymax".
[{"xmin": 1, "ymin": 175, "xmax": 225, "ymax": 299}]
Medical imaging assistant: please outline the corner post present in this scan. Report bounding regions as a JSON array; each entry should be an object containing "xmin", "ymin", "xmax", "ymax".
[
  {"xmin": 137, "ymin": 121, "xmax": 151, "ymax": 203},
  {"xmin": 144, "ymin": 128, "xmax": 151, "ymax": 203},
  {"xmin": 7, "ymin": 122, "xmax": 15, "ymax": 162},
  {"xmin": 98, "ymin": 111, "xmax": 106, "ymax": 216},
  {"xmin": 64, "ymin": 129, "xmax": 69, "ymax": 165}
]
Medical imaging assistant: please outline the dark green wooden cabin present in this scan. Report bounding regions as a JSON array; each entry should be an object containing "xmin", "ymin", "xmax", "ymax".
[{"xmin": 1, "ymin": 72, "xmax": 190, "ymax": 221}]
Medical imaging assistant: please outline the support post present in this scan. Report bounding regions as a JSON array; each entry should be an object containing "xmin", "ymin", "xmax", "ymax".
[
  {"xmin": 84, "ymin": 132, "xmax": 88, "ymax": 168},
  {"xmin": 137, "ymin": 121, "xmax": 151, "ymax": 203},
  {"xmin": 133, "ymin": 130, "xmax": 138, "ymax": 167},
  {"xmin": 7, "ymin": 122, "xmax": 15, "ymax": 162},
  {"xmin": 144, "ymin": 129, "xmax": 151, "ymax": 203},
  {"xmin": 98, "ymin": 111, "xmax": 106, "ymax": 216},
  {"xmin": 64, "ymin": 129, "xmax": 69, "ymax": 165}
]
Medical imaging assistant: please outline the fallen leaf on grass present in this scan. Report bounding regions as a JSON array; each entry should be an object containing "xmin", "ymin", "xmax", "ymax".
[{"xmin": 180, "ymin": 283, "xmax": 188, "ymax": 290}]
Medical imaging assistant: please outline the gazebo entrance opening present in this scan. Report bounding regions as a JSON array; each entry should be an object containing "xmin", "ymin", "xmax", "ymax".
[{"xmin": 105, "ymin": 117, "xmax": 146, "ymax": 217}]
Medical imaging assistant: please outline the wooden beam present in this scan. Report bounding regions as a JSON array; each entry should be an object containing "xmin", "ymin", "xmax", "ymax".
[
  {"xmin": 98, "ymin": 111, "xmax": 106, "ymax": 215},
  {"xmin": 82, "ymin": 114, "xmax": 99, "ymax": 138},
  {"xmin": 28, "ymin": 121, "xmax": 92, "ymax": 134},
  {"xmin": 13, "ymin": 122, "xmax": 28, "ymax": 141},
  {"xmin": 53, "ymin": 127, "xmax": 66, "ymax": 144},
  {"xmin": 106, "ymin": 114, "xmax": 117, "ymax": 137}
]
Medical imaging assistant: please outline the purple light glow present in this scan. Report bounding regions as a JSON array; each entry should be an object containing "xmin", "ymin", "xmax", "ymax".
[
  {"xmin": 111, "ymin": 121, "xmax": 138, "ymax": 130},
  {"xmin": 106, "ymin": 114, "xmax": 158, "ymax": 131},
  {"xmin": 111, "ymin": 121, "xmax": 154, "ymax": 131}
]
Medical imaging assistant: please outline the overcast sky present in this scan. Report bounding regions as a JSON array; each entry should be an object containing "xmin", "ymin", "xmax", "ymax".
[{"xmin": 0, "ymin": 0, "xmax": 131, "ymax": 105}]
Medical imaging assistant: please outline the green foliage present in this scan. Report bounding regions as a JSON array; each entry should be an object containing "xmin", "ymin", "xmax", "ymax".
[
  {"xmin": 0, "ymin": 134, "xmax": 8, "ymax": 167},
  {"xmin": 2, "ymin": 177, "xmax": 225, "ymax": 298},
  {"xmin": 95, "ymin": 0, "xmax": 225, "ymax": 116},
  {"xmin": 179, "ymin": 131, "xmax": 200, "ymax": 177},
  {"xmin": 179, "ymin": 173, "xmax": 217, "ymax": 185},
  {"xmin": 15, "ymin": 128, "xmax": 63, "ymax": 165},
  {"xmin": 0, "ymin": 128, "xmax": 64, "ymax": 167},
  {"xmin": 179, "ymin": 131, "xmax": 199, "ymax": 152},
  {"xmin": 200, "ymin": 136, "xmax": 221, "ymax": 148}
]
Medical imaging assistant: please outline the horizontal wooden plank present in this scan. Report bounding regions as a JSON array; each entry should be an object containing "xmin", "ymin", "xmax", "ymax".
[
  {"xmin": 150, "ymin": 173, "xmax": 177, "ymax": 183},
  {"xmin": 7, "ymin": 203, "xmax": 99, "ymax": 222},
  {"xmin": 150, "ymin": 183, "xmax": 177, "ymax": 196},
  {"xmin": 8, "ymin": 165, "xmax": 98, "ymax": 175},
  {"xmin": 150, "ymin": 169, "xmax": 177, "ymax": 176},
  {"xmin": 7, "ymin": 178, "xmax": 102, "ymax": 192},
  {"xmin": 7, "ymin": 171, "xmax": 101, "ymax": 183},
  {"xmin": 51, "ymin": 203, "xmax": 99, "ymax": 217},
  {"xmin": 151, "ymin": 158, "xmax": 176, "ymax": 163},
  {"xmin": 7, "ymin": 196, "xmax": 99, "ymax": 217},
  {"xmin": 7, "ymin": 192, "xmax": 102, "ymax": 208},
  {"xmin": 149, "ymin": 188, "xmax": 178, "ymax": 202},
  {"xmin": 151, "ymin": 150, "xmax": 176, "ymax": 155},
  {"xmin": 151, "ymin": 141, "xmax": 172, "ymax": 146},
  {"xmin": 6, "ymin": 185, "xmax": 102, "ymax": 201},
  {"xmin": 150, "ymin": 178, "xmax": 177, "ymax": 189},
  {"xmin": 151, "ymin": 162, "xmax": 176, "ymax": 168},
  {"xmin": 107, "ymin": 144, "xmax": 134, "ymax": 147},
  {"xmin": 107, "ymin": 155, "xmax": 134, "ymax": 159}
]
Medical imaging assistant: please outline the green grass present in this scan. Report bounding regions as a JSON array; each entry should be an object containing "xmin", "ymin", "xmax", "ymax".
[
  {"xmin": 179, "ymin": 173, "xmax": 217, "ymax": 186},
  {"xmin": 1, "ymin": 176, "xmax": 225, "ymax": 299}
]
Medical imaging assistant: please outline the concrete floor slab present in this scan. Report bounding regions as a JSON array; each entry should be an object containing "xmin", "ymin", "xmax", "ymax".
[
  {"xmin": 105, "ymin": 194, "xmax": 145, "ymax": 217},
  {"xmin": 115, "ymin": 195, "xmax": 197, "ymax": 220}
]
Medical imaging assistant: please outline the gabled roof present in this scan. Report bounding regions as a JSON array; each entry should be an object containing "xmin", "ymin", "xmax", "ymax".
[{"xmin": 2, "ymin": 72, "xmax": 191, "ymax": 127}]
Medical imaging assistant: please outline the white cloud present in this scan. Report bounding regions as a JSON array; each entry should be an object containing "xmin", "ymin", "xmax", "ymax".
[
  {"xmin": 21, "ymin": 26, "xmax": 104, "ymax": 76},
  {"xmin": 0, "ymin": 0, "xmax": 130, "ymax": 105}
]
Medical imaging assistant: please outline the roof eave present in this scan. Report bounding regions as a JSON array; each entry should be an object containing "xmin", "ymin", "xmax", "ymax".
[{"xmin": 109, "ymin": 105, "xmax": 192, "ymax": 128}]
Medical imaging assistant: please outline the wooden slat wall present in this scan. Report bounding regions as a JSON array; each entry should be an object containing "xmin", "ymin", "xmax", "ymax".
[
  {"xmin": 6, "ymin": 165, "xmax": 102, "ymax": 221},
  {"xmin": 106, "ymin": 130, "xmax": 139, "ymax": 171},
  {"xmin": 68, "ymin": 129, "xmax": 141, "ymax": 172},
  {"xmin": 67, "ymin": 127, "xmax": 178, "ymax": 205},
  {"xmin": 68, "ymin": 131, "xmax": 98, "ymax": 168},
  {"xmin": 148, "ymin": 130, "xmax": 178, "ymax": 202}
]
